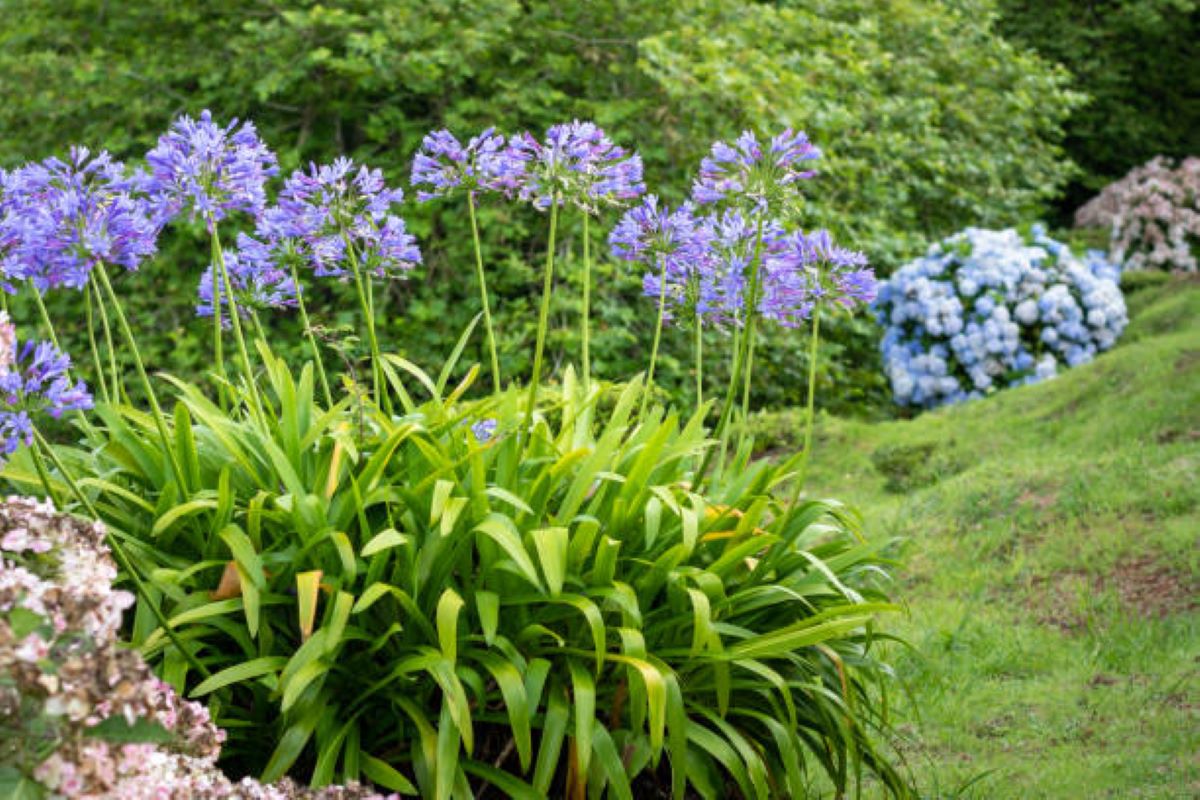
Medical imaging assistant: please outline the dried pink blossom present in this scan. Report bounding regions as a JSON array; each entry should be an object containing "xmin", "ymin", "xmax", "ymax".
[{"xmin": 1075, "ymin": 156, "xmax": 1200, "ymax": 273}]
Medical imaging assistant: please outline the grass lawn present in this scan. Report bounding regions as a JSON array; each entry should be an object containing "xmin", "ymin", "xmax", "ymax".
[{"xmin": 772, "ymin": 274, "xmax": 1199, "ymax": 797}]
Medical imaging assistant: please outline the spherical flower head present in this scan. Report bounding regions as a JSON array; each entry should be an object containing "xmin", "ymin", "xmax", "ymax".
[
  {"xmin": 0, "ymin": 148, "xmax": 157, "ymax": 293},
  {"xmin": 144, "ymin": 110, "xmax": 278, "ymax": 227},
  {"xmin": 268, "ymin": 158, "xmax": 421, "ymax": 280},
  {"xmin": 509, "ymin": 121, "xmax": 644, "ymax": 213},
  {"xmin": 703, "ymin": 210, "xmax": 789, "ymax": 326},
  {"xmin": 876, "ymin": 226, "xmax": 1126, "ymax": 409},
  {"xmin": 693, "ymin": 129, "xmax": 820, "ymax": 216},
  {"xmin": 611, "ymin": 197, "xmax": 721, "ymax": 325},
  {"xmin": 0, "ymin": 318, "xmax": 92, "ymax": 459},
  {"xmin": 411, "ymin": 128, "xmax": 527, "ymax": 201},
  {"xmin": 196, "ymin": 233, "xmax": 298, "ymax": 323},
  {"xmin": 761, "ymin": 229, "xmax": 871, "ymax": 327}
]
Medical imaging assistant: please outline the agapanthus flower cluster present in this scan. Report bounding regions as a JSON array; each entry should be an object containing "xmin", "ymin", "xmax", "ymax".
[
  {"xmin": 693, "ymin": 129, "xmax": 820, "ymax": 215},
  {"xmin": 0, "ymin": 497, "xmax": 395, "ymax": 800},
  {"xmin": 0, "ymin": 313, "xmax": 92, "ymax": 458},
  {"xmin": 876, "ymin": 226, "xmax": 1127, "ymax": 409},
  {"xmin": 610, "ymin": 196, "xmax": 717, "ymax": 320},
  {"xmin": 0, "ymin": 147, "xmax": 157, "ymax": 292},
  {"xmin": 410, "ymin": 128, "xmax": 527, "ymax": 201},
  {"xmin": 509, "ymin": 121, "xmax": 644, "ymax": 213},
  {"xmin": 144, "ymin": 110, "xmax": 278, "ymax": 228},
  {"xmin": 197, "ymin": 233, "xmax": 299, "ymax": 321},
  {"xmin": 262, "ymin": 158, "xmax": 420, "ymax": 279},
  {"xmin": 612, "ymin": 192, "xmax": 871, "ymax": 330},
  {"xmin": 761, "ymin": 229, "xmax": 874, "ymax": 327},
  {"xmin": 1075, "ymin": 155, "xmax": 1199, "ymax": 272}
]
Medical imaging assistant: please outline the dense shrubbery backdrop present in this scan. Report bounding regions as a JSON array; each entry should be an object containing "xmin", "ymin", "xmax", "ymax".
[{"xmin": 0, "ymin": 0, "xmax": 1073, "ymax": 415}]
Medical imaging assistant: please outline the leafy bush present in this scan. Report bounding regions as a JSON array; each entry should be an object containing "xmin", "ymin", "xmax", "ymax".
[
  {"xmin": 1075, "ymin": 156, "xmax": 1200, "ymax": 273},
  {"xmin": 869, "ymin": 442, "xmax": 966, "ymax": 494},
  {"xmin": 876, "ymin": 226, "xmax": 1127, "ymax": 409},
  {"xmin": 996, "ymin": 0, "xmax": 1200, "ymax": 218},
  {"xmin": 0, "ymin": 111, "xmax": 911, "ymax": 799}
]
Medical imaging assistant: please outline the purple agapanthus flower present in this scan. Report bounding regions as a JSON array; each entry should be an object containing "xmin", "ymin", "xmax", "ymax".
[
  {"xmin": 508, "ymin": 121, "xmax": 644, "ymax": 213},
  {"xmin": 761, "ymin": 229, "xmax": 873, "ymax": 326},
  {"xmin": 470, "ymin": 418, "xmax": 498, "ymax": 443},
  {"xmin": 693, "ymin": 129, "xmax": 820, "ymax": 214},
  {"xmin": 411, "ymin": 128, "xmax": 527, "ymax": 201},
  {"xmin": 0, "ymin": 148, "xmax": 157, "ymax": 292},
  {"xmin": 611, "ymin": 196, "xmax": 719, "ymax": 324},
  {"xmin": 262, "ymin": 158, "xmax": 420, "ymax": 279},
  {"xmin": 705, "ymin": 210, "xmax": 789, "ymax": 326},
  {"xmin": 143, "ymin": 110, "xmax": 278, "ymax": 228},
  {"xmin": 0, "ymin": 314, "xmax": 92, "ymax": 459},
  {"xmin": 196, "ymin": 233, "xmax": 298, "ymax": 322}
]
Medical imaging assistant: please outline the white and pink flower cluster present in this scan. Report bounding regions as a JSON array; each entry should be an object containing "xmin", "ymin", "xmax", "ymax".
[
  {"xmin": 1076, "ymin": 156, "xmax": 1200, "ymax": 273},
  {"xmin": 0, "ymin": 497, "xmax": 393, "ymax": 799}
]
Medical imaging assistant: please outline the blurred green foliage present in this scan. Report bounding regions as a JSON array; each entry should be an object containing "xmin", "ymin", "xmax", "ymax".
[
  {"xmin": 0, "ymin": 0, "xmax": 1081, "ymax": 415},
  {"xmin": 996, "ymin": 0, "xmax": 1200, "ymax": 219}
]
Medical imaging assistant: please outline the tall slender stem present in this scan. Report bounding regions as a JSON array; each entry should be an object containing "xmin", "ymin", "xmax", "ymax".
[
  {"xmin": 739, "ymin": 320, "xmax": 758, "ymax": 445},
  {"xmin": 208, "ymin": 235, "xmax": 228, "ymax": 406},
  {"xmin": 288, "ymin": 261, "xmax": 333, "ymax": 407},
  {"xmin": 581, "ymin": 212, "xmax": 592, "ymax": 392},
  {"xmin": 695, "ymin": 217, "xmax": 766, "ymax": 490},
  {"xmin": 775, "ymin": 302, "xmax": 823, "ymax": 540},
  {"xmin": 640, "ymin": 253, "xmax": 671, "ymax": 419},
  {"xmin": 211, "ymin": 228, "xmax": 266, "ymax": 427},
  {"xmin": 32, "ymin": 428, "xmax": 209, "ymax": 678},
  {"xmin": 28, "ymin": 281, "xmax": 60, "ymax": 349},
  {"xmin": 467, "ymin": 192, "xmax": 502, "ymax": 394},
  {"xmin": 90, "ymin": 275, "xmax": 121, "ymax": 403},
  {"xmin": 94, "ymin": 261, "xmax": 188, "ymax": 496},
  {"xmin": 84, "ymin": 285, "xmax": 111, "ymax": 405},
  {"xmin": 525, "ymin": 196, "xmax": 560, "ymax": 437},
  {"xmin": 342, "ymin": 235, "xmax": 387, "ymax": 414},
  {"xmin": 694, "ymin": 314, "xmax": 704, "ymax": 406}
]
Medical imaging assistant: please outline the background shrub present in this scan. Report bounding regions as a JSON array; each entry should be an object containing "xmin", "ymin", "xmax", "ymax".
[
  {"xmin": 995, "ymin": 0, "xmax": 1200, "ymax": 220},
  {"xmin": 0, "ymin": 0, "xmax": 1081, "ymax": 416},
  {"xmin": 1075, "ymin": 156, "xmax": 1200, "ymax": 273},
  {"xmin": 875, "ymin": 226, "xmax": 1127, "ymax": 409}
]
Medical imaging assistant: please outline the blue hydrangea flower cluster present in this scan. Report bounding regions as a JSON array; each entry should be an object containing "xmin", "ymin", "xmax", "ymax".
[
  {"xmin": 196, "ymin": 233, "xmax": 299, "ymax": 322},
  {"xmin": 0, "ymin": 148, "xmax": 157, "ymax": 292},
  {"xmin": 509, "ymin": 121, "xmax": 645, "ymax": 213},
  {"xmin": 143, "ymin": 110, "xmax": 278, "ymax": 227},
  {"xmin": 0, "ymin": 314, "xmax": 93, "ymax": 459},
  {"xmin": 410, "ymin": 128, "xmax": 527, "ymax": 201},
  {"xmin": 876, "ymin": 226, "xmax": 1127, "ymax": 409},
  {"xmin": 260, "ymin": 157, "xmax": 420, "ymax": 279}
]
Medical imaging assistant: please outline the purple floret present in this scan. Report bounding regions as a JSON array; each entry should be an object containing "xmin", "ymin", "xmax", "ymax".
[
  {"xmin": 0, "ymin": 317, "xmax": 92, "ymax": 459},
  {"xmin": 263, "ymin": 158, "xmax": 420, "ymax": 279},
  {"xmin": 411, "ymin": 128, "xmax": 527, "ymax": 201},
  {"xmin": 0, "ymin": 147, "xmax": 157, "ymax": 292},
  {"xmin": 509, "ymin": 121, "xmax": 644, "ymax": 213},
  {"xmin": 693, "ymin": 129, "xmax": 820, "ymax": 214},
  {"xmin": 144, "ymin": 110, "xmax": 278, "ymax": 228},
  {"xmin": 196, "ymin": 233, "xmax": 298, "ymax": 322}
]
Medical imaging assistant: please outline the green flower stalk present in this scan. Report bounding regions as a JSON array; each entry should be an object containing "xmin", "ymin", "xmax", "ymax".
[
  {"xmin": 467, "ymin": 193, "xmax": 503, "ymax": 394},
  {"xmin": 525, "ymin": 195, "xmax": 560, "ymax": 436}
]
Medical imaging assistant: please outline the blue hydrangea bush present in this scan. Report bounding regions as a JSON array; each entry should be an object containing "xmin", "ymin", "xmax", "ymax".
[{"xmin": 876, "ymin": 226, "xmax": 1127, "ymax": 409}]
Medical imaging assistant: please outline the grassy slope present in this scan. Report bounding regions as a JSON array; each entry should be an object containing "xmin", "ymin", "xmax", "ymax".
[{"xmin": 799, "ymin": 276, "xmax": 1199, "ymax": 798}]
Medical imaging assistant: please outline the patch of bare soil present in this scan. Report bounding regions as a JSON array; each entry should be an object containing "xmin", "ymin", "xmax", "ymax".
[{"xmin": 1028, "ymin": 557, "xmax": 1198, "ymax": 633}]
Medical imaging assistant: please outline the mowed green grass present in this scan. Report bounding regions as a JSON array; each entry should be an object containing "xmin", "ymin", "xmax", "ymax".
[{"xmin": 781, "ymin": 275, "xmax": 1199, "ymax": 797}]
